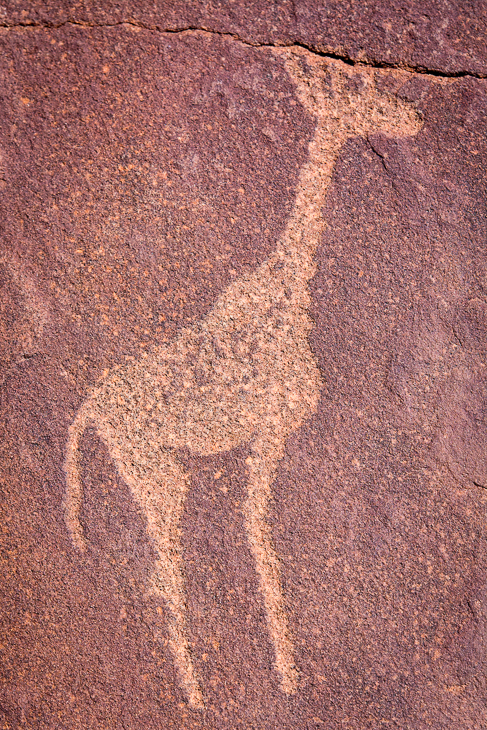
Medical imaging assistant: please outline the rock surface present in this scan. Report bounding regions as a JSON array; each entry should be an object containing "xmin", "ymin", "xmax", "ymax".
[
  {"xmin": 1, "ymin": 8, "xmax": 486, "ymax": 730},
  {"xmin": 2, "ymin": 0, "xmax": 487, "ymax": 75}
]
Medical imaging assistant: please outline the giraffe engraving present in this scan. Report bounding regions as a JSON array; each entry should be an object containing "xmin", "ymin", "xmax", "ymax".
[{"xmin": 64, "ymin": 51, "xmax": 423, "ymax": 708}]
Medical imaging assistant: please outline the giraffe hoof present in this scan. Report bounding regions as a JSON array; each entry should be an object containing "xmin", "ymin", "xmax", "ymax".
[
  {"xmin": 188, "ymin": 687, "xmax": 205, "ymax": 710},
  {"xmin": 281, "ymin": 664, "xmax": 300, "ymax": 695}
]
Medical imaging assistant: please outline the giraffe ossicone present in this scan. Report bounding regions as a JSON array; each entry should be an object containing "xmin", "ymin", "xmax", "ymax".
[{"xmin": 64, "ymin": 49, "xmax": 423, "ymax": 709}]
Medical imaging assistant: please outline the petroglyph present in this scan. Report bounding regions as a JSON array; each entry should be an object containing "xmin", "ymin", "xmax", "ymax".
[
  {"xmin": 64, "ymin": 50, "xmax": 422, "ymax": 708},
  {"xmin": 0, "ymin": 253, "xmax": 50, "ymax": 372}
]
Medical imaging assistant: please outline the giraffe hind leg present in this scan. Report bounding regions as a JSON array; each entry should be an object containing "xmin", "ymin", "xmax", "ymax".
[{"xmin": 114, "ymin": 446, "xmax": 204, "ymax": 709}]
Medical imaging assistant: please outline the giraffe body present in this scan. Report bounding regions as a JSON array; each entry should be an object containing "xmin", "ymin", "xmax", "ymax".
[
  {"xmin": 92, "ymin": 254, "xmax": 317, "ymax": 456},
  {"xmin": 64, "ymin": 51, "xmax": 423, "ymax": 708}
]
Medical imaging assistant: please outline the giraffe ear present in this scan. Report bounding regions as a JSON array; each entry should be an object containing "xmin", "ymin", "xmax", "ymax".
[{"xmin": 277, "ymin": 49, "xmax": 333, "ymax": 117}]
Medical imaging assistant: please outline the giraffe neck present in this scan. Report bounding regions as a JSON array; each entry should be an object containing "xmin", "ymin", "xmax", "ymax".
[{"xmin": 275, "ymin": 127, "xmax": 346, "ymax": 283}]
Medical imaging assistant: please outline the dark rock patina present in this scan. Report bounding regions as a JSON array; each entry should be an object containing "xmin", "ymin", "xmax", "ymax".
[{"xmin": 0, "ymin": 12, "xmax": 486, "ymax": 730}]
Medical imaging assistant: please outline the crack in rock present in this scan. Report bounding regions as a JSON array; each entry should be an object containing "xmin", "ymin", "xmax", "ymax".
[{"xmin": 0, "ymin": 20, "xmax": 486, "ymax": 80}]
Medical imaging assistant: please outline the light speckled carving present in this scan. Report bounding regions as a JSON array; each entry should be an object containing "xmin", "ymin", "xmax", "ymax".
[{"xmin": 64, "ymin": 50, "xmax": 422, "ymax": 708}]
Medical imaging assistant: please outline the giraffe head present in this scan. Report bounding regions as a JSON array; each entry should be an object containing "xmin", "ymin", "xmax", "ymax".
[{"xmin": 280, "ymin": 49, "xmax": 423, "ymax": 142}]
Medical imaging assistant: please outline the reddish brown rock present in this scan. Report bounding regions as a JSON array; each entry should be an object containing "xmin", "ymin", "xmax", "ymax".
[
  {"xmin": 0, "ymin": 16, "xmax": 486, "ymax": 730},
  {"xmin": 1, "ymin": 0, "xmax": 487, "ymax": 76}
]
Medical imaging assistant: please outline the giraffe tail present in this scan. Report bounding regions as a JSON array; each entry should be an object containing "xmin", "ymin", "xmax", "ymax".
[{"xmin": 64, "ymin": 402, "xmax": 93, "ymax": 552}]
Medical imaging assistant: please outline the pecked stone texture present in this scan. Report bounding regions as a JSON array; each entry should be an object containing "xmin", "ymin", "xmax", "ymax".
[{"xmin": 0, "ymin": 19, "xmax": 486, "ymax": 730}]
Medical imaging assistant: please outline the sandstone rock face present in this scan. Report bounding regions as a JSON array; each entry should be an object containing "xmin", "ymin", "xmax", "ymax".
[{"xmin": 1, "ymin": 8, "xmax": 486, "ymax": 730}]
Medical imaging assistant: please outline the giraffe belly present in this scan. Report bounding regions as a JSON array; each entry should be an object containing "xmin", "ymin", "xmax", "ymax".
[
  {"xmin": 92, "ymin": 319, "xmax": 323, "ymax": 458},
  {"xmin": 157, "ymin": 341, "xmax": 322, "ymax": 455}
]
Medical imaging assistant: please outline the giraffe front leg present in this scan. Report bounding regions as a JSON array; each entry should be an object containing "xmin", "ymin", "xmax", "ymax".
[
  {"xmin": 114, "ymin": 447, "xmax": 204, "ymax": 709},
  {"xmin": 243, "ymin": 433, "xmax": 299, "ymax": 695}
]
